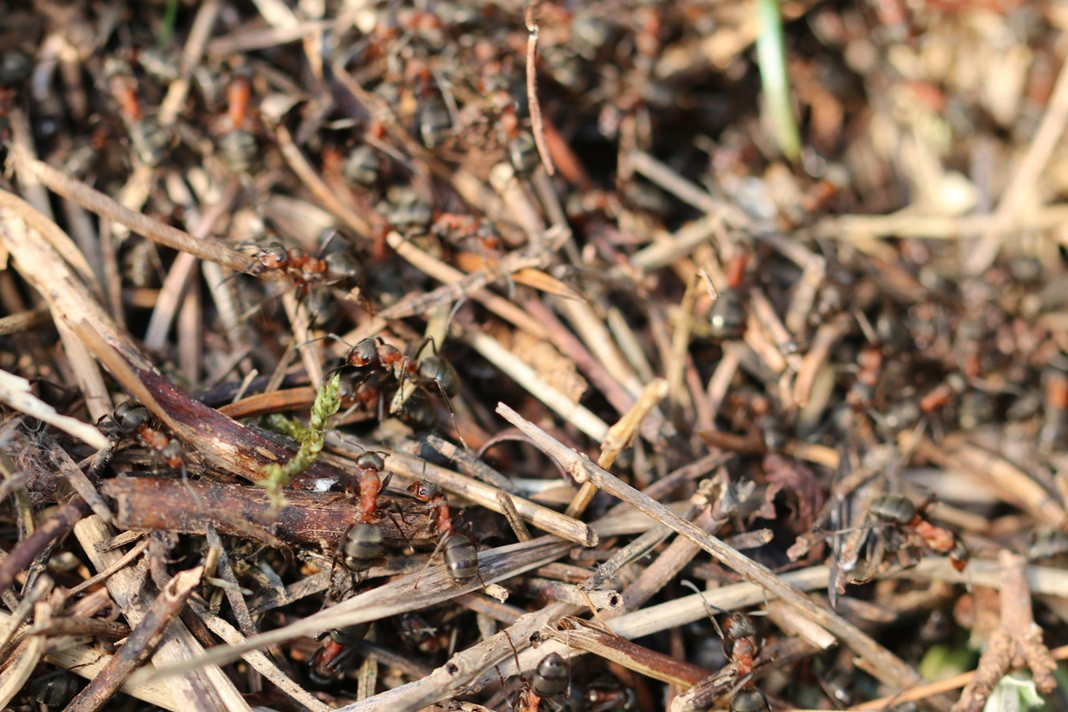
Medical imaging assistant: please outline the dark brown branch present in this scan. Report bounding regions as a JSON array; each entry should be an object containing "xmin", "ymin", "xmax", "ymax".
[{"xmin": 102, "ymin": 478, "xmax": 435, "ymax": 548}]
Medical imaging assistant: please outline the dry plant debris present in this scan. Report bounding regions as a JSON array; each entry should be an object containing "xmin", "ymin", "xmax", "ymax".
[{"xmin": 0, "ymin": 1, "xmax": 1067, "ymax": 711}]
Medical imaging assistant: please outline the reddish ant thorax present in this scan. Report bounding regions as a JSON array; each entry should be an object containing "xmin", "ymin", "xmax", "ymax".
[
  {"xmin": 227, "ymin": 74, "xmax": 251, "ymax": 130},
  {"xmin": 725, "ymin": 252, "xmax": 751, "ymax": 290},
  {"xmin": 109, "ymin": 74, "xmax": 143, "ymax": 122}
]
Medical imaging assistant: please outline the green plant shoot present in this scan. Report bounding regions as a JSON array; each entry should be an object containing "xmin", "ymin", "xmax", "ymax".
[
  {"xmin": 756, "ymin": 0, "xmax": 801, "ymax": 162},
  {"xmin": 258, "ymin": 373, "xmax": 342, "ymax": 509}
]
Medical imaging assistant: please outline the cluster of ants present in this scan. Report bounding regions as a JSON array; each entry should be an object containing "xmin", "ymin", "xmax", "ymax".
[
  {"xmin": 97, "ymin": 387, "xmax": 982, "ymax": 709},
  {"xmin": 311, "ymin": 448, "xmax": 479, "ymax": 683},
  {"xmin": 91, "ymin": 297, "xmax": 981, "ymax": 711}
]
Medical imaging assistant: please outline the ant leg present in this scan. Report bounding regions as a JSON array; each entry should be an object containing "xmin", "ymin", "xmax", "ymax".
[{"xmin": 413, "ymin": 533, "xmax": 449, "ymax": 590}]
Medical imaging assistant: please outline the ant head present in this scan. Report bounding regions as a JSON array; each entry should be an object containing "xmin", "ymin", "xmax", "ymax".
[
  {"xmin": 356, "ymin": 451, "xmax": 385, "ymax": 472},
  {"xmin": 407, "ymin": 480, "xmax": 442, "ymax": 501},
  {"xmin": 348, "ymin": 337, "xmax": 381, "ymax": 367},
  {"xmin": 260, "ymin": 242, "xmax": 289, "ymax": 264},
  {"xmin": 113, "ymin": 401, "xmax": 151, "ymax": 430},
  {"xmin": 161, "ymin": 440, "xmax": 184, "ymax": 464},
  {"xmin": 722, "ymin": 612, "xmax": 756, "ymax": 640}
]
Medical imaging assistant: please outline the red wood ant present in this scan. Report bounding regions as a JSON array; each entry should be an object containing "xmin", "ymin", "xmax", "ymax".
[
  {"xmin": 108, "ymin": 401, "xmax": 185, "ymax": 470},
  {"xmin": 431, "ymin": 212, "xmax": 501, "ymax": 252},
  {"xmin": 351, "ymin": 451, "xmax": 388, "ymax": 523},
  {"xmin": 327, "ymin": 335, "xmax": 459, "ymax": 425},
  {"xmin": 309, "ymin": 622, "xmax": 370, "ymax": 684},
  {"xmin": 406, "ymin": 480, "xmax": 480, "ymax": 586},
  {"xmin": 684, "ymin": 584, "xmax": 772, "ymax": 712},
  {"xmin": 708, "ymin": 253, "xmax": 750, "ymax": 340},
  {"xmin": 397, "ymin": 611, "xmax": 448, "ymax": 654},
  {"xmin": 335, "ymin": 452, "xmax": 392, "ymax": 573},
  {"xmin": 219, "ymin": 73, "xmax": 257, "ymax": 174},
  {"xmin": 580, "ymin": 680, "xmax": 637, "ymax": 711},
  {"xmin": 242, "ymin": 227, "xmax": 360, "ymax": 298},
  {"xmin": 339, "ymin": 336, "xmax": 406, "ymax": 376},
  {"xmin": 869, "ymin": 494, "xmax": 968, "ymax": 571},
  {"xmin": 248, "ymin": 243, "xmax": 329, "ymax": 296},
  {"xmin": 712, "ymin": 611, "xmax": 771, "ymax": 712},
  {"xmin": 105, "ymin": 59, "xmax": 170, "ymax": 166}
]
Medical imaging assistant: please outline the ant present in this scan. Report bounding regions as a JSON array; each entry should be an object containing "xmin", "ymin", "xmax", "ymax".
[
  {"xmin": 397, "ymin": 611, "xmax": 448, "ymax": 654},
  {"xmin": 717, "ymin": 612, "xmax": 770, "ymax": 712},
  {"xmin": 684, "ymin": 584, "xmax": 771, "ymax": 712},
  {"xmin": 238, "ymin": 230, "xmax": 359, "ymax": 300},
  {"xmin": 407, "ymin": 481, "xmax": 451, "ymax": 534},
  {"xmin": 248, "ymin": 243, "xmax": 329, "ymax": 297},
  {"xmin": 104, "ymin": 58, "xmax": 170, "ymax": 167},
  {"xmin": 407, "ymin": 480, "xmax": 480, "ymax": 586},
  {"xmin": 219, "ymin": 73, "xmax": 257, "ymax": 174},
  {"xmin": 335, "ymin": 452, "xmax": 392, "ymax": 573},
  {"xmin": 106, "ymin": 401, "xmax": 185, "ymax": 470},
  {"xmin": 707, "ymin": 253, "xmax": 750, "ymax": 340},
  {"xmin": 309, "ymin": 622, "xmax": 370, "ymax": 684},
  {"xmin": 329, "ymin": 335, "xmax": 459, "ymax": 421},
  {"xmin": 431, "ymin": 212, "xmax": 501, "ymax": 252},
  {"xmin": 869, "ymin": 494, "xmax": 968, "ymax": 571},
  {"xmin": 350, "ymin": 451, "xmax": 389, "ymax": 523},
  {"xmin": 516, "ymin": 651, "xmax": 569, "ymax": 711},
  {"xmin": 338, "ymin": 336, "xmax": 407, "ymax": 376},
  {"xmin": 580, "ymin": 681, "xmax": 637, "ymax": 711},
  {"xmin": 29, "ymin": 670, "xmax": 83, "ymax": 708}
]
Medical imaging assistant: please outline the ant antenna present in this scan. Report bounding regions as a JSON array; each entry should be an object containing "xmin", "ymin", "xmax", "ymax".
[
  {"xmin": 300, "ymin": 332, "xmax": 356, "ymax": 350},
  {"xmin": 679, "ymin": 579, "xmax": 725, "ymax": 639},
  {"xmin": 447, "ymin": 296, "xmax": 467, "ymax": 326}
]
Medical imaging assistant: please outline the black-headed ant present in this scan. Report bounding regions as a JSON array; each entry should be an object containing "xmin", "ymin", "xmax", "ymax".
[
  {"xmin": 309, "ymin": 622, "xmax": 370, "ymax": 684},
  {"xmin": 683, "ymin": 582, "xmax": 772, "ymax": 712},
  {"xmin": 707, "ymin": 253, "xmax": 751, "ymax": 340},
  {"xmin": 869, "ymin": 494, "xmax": 968, "ymax": 571},
  {"xmin": 336, "ymin": 452, "xmax": 393, "ymax": 573},
  {"xmin": 405, "ymin": 480, "xmax": 480, "ymax": 587},
  {"xmin": 106, "ymin": 401, "xmax": 185, "ymax": 471},
  {"xmin": 219, "ymin": 73, "xmax": 257, "ymax": 174},
  {"xmin": 104, "ymin": 58, "xmax": 171, "ymax": 166}
]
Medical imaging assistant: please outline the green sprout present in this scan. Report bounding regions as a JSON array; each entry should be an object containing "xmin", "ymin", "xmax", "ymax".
[
  {"xmin": 755, "ymin": 0, "xmax": 801, "ymax": 162},
  {"xmin": 258, "ymin": 373, "xmax": 342, "ymax": 509},
  {"xmin": 984, "ymin": 674, "xmax": 1046, "ymax": 711},
  {"xmin": 158, "ymin": 0, "xmax": 179, "ymax": 49}
]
